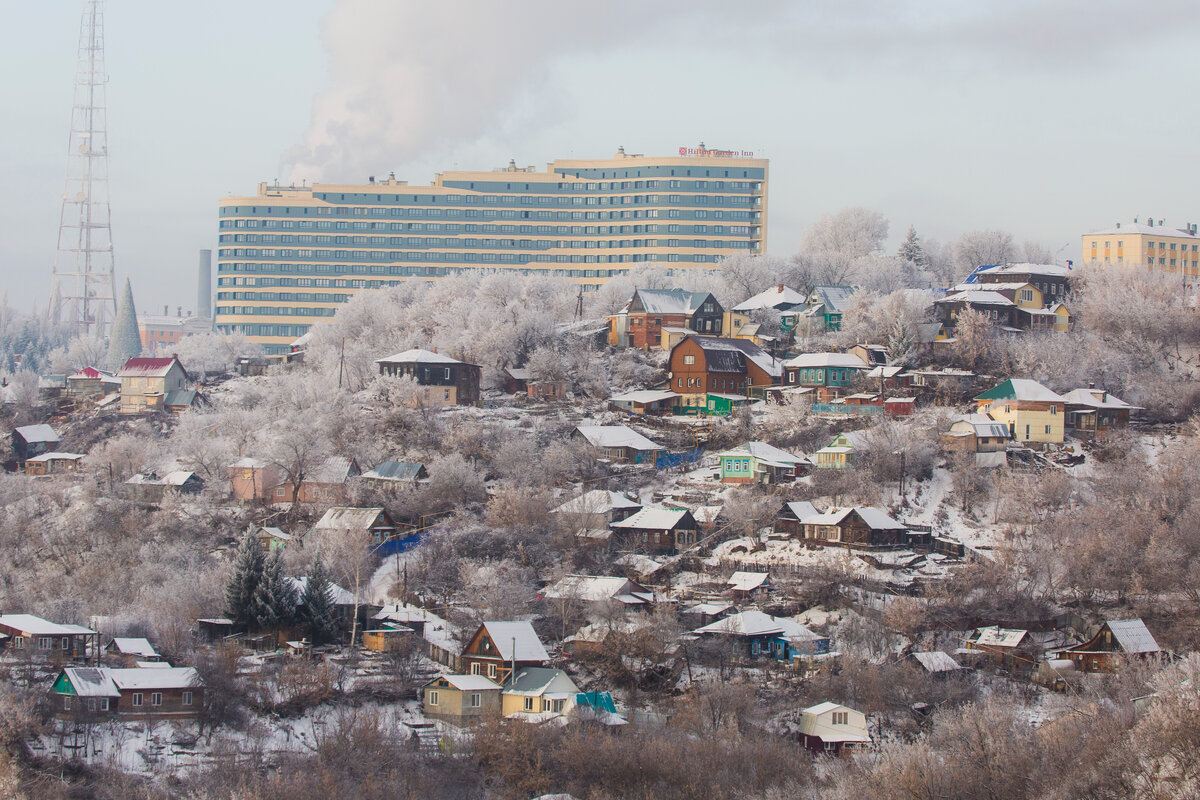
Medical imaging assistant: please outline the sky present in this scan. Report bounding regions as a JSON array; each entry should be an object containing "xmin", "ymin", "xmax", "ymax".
[{"xmin": 3, "ymin": 0, "xmax": 1200, "ymax": 314}]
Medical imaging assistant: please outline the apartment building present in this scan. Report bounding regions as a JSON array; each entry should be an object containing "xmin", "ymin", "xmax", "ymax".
[{"xmin": 1082, "ymin": 218, "xmax": 1200, "ymax": 284}]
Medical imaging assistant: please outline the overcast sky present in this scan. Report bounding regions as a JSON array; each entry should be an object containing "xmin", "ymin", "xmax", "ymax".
[{"xmin": 3, "ymin": 0, "xmax": 1199, "ymax": 314}]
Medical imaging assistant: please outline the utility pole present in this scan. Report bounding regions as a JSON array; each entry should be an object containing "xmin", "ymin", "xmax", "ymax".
[
  {"xmin": 337, "ymin": 337, "xmax": 345, "ymax": 389},
  {"xmin": 49, "ymin": 0, "xmax": 117, "ymax": 337}
]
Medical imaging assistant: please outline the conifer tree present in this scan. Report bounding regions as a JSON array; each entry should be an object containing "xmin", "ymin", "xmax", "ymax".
[
  {"xmin": 225, "ymin": 533, "xmax": 265, "ymax": 632},
  {"xmin": 897, "ymin": 225, "xmax": 926, "ymax": 267},
  {"xmin": 301, "ymin": 558, "xmax": 338, "ymax": 645},
  {"xmin": 254, "ymin": 548, "xmax": 298, "ymax": 635},
  {"xmin": 106, "ymin": 277, "xmax": 142, "ymax": 372}
]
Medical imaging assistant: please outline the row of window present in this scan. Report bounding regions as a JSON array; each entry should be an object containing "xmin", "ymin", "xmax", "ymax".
[
  {"xmin": 217, "ymin": 251, "xmax": 727, "ymax": 275},
  {"xmin": 220, "ymin": 236, "xmax": 747, "ymax": 255},
  {"xmin": 1092, "ymin": 240, "xmax": 1199, "ymax": 252},
  {"xmin": 313, "ymin": 179, "xmax": 761, "ymax": 204},
  {"xmin": 216, "ymin": 306, "xmax": 337, "ymax": 317},
  {"xmin": 217, "ymin": 291, "xmax": 352, "ymax": 302},
  {"xmin": 676, "ymin": 376, "xmax": 747, "ymax": 391},
  {"xmin": 222, "ymin": 223, "xmax": 754, "ymax": 241},
  {"xmin": 222, "ymin": 209, "xmax": 759, "ymax": 229},
  {"xmin": 62, "ymin": 691, "xmax": 192, "ymax": 712},
  {"xmin": 725, "ymin": 458, "xmax": 751, "ymax": 473}
]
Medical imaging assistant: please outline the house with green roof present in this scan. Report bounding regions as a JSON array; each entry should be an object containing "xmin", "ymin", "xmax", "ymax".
[{"xmin": 975, "ymin": 379, "xmax": 1066, "ymax": 445}]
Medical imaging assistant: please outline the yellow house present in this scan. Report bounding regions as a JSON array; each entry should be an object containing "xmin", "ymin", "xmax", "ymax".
[
  {"xmin": 116, "ymin": 356, "xmax": 190, "ymax": 414},
  {"xmin": 975, "ymin": 379, "xmax": 1066, "ymax": 445},
  {"xmin": 422, "ymin": 674, "xmax": 501, "ymax": 723},
  {"xmin": 1082, "ymin": 219, "xmax": 1200, "ymax": 283},
  {"xmin": 500, "ymin": 667, "xmax": 580, "ymax": 719}
]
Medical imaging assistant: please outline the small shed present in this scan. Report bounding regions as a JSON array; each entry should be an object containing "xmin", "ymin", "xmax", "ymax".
[
  {"xmin": 424, "ymin": 674, "xmax": 502, "ymax": 722},
  {"xmin": 1062, "ymin": 619, "xmax": 1160, "ymax": 672},
  {"xmin": 797, "ymin": 702, "xmax": 870, "ymax": 756},
  {"xmin": 12, "ymin": 424, "xmax": 61, "ymax": 463}
]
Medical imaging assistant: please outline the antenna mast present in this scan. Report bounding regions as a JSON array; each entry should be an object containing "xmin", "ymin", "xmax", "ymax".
[{"xmin": 49, "ymin": 0, "xmax": 117, "ymax": 337}]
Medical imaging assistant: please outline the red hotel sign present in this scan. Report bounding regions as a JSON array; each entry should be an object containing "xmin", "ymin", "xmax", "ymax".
[{"xmin": 678, "ymin": 146, "xmax": 755, "ymax": 157}]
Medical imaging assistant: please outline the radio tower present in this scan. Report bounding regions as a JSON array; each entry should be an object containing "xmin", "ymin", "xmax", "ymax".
[{"xmin": 49, "ymin": 0, "xmax": 117, "ymax": 337}]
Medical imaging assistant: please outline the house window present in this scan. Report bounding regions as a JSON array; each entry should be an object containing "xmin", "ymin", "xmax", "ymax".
[
  {"xmin": 182, "ymin": 691, "xmax": 192, "ymax": 706},
  {"xmin": 542, "ymin": 698, "xmax": 552, "ymax": 712},
  {"xmin": 39, "ymin": 637, "xmax": 52, "ymax": 650},
  {"xmin": 429, "ymin": 690, "xmax": 439, "ymax": 706},
  {"xmin": 470, "ymin": 692, "xmax": 481, "ymax": 708},
  {"xmin": 1045, "ymin": 425, "xmax": 1051, "ymax": 434},
  {"xmin": 87, "ymin": 698, "xmax": 96, "ymax": 712},
  {"xmin": 100, "ymin": 698, "xmax": 109, "ymax": 711},
  {"xmin": 683, "ymin": 355, "xmax": 695, "ymax": 365},
  {"xmin": 1050, "ymin": 405, "xmax": 1057, "ymax": 415},
  {"xmin": 151, "ymin": 693, "xmax": 162, "ymax": 707},
  {"xmin": 524, "ymin": 697, "xmax": 534, "ymax": 711},
  {"xmin": 132, "ymin": 693, "xmax": 143, "ymax": 707},
  {"xmin": 62, "ymin": 637, "xmax": 70, "ymax": 650},
  {"xmin": 63, "ymin": 697, "xmax": 72, "ymax": 711},
  {"xmin": 832, "ymin": 711, "xmax": 848, "ymax": 725},
  {"xmin": 470, "ymin": 663, "xmax": 481, "ymax": 675},
  {"xmin": 487, "ymin": 663, "xmax": 497, "ymax": 678}
]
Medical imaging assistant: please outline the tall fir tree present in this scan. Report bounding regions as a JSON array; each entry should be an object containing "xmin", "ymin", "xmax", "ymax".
[
  {"xmin": 225, "ymin": 533, "xmax": 265, "ymax": 632},
  {"xmin": 301, "ymin": 558, "xmax": 338, "ymax": 646},
  {"xmin": 106, "ymin": 277, "xmax": 142, "ymax": 372},
  {"xmin": 254, "ymin": 548, "xmax": 298, "ymax": 634},
  {"xmin": 897, "ymin": 225, "xmax": 926, "ymax": 267}
]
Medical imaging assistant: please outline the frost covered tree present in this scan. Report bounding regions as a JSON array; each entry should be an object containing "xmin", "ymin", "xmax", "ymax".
[
  {"xmin": 897, "ymin": 225, "xmax": 926, "ymax": 266},
  {"xmin": 47, "ymin": 336, "xmax": 108, "ymax": 374},
  {"xmin": 105, "ymin": 277, "xmax": 142, "ymax": 372},
  {"xmin": 953, "ymin": 229, "xmax": 1014, "ymax": 272},
  {"xmin": 253, "ymin": 548, "xmax": 297, "ymax": 635},
  {"xmin": 801, "ymin": 207, "xmax": 889, "ymax": 258},
  {"xmin": 173, "ymin": 331, "xmax": 261, "ymax": 377},
  {"xmin": 225, "ymin": 533, "xmax": 266, "ymax": 632},
  {"xmin": 300, "ymin": 558, "xmax": 338, "ymax": 645}
]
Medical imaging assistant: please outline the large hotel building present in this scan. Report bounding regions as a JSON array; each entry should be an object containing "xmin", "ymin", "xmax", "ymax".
[
  {"xmin": 216, "ymin": 147, "xmax": 768, "ymax": 353},
  {"xmin": 1081, "ymin": 218, "xmax": 1200, "ymax": 284}
]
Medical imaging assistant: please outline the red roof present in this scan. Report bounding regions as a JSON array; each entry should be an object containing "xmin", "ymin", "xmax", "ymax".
[{"xmin": 117, "ymin": 357, "xmax": 187, "ymax": 379}]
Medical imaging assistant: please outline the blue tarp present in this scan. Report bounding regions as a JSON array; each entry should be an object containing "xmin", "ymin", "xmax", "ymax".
[
  {"xmin": 656, "ymin": 446, "xmax": 704, "ymax": 470},
  {"xmin": 576, "ymin": 691, "xmax": 618, "ymax": 714},
  {"xmin": 372, "ymin": 530, "xmax": 424, "ymax": 556}
]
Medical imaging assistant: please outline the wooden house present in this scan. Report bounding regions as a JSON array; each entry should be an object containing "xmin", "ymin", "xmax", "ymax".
[
  {"xmin": 66, "ymin": 367, "xmax": 120, "ymax": 397},
  {"xmin": 693, "ymin": 611, "xmax": 829, "ymax": 662},
  {"xmin": 609, "ymin": 288, "xmax": 725, "ymax": 350},
  {"xmin": 773, "ymin": 501, "xmax": 820, "ymax": 538},
  {"xmin": 797, "ymin": 286, "xmax": 855, "ymax": 334},
  {"xmin": 313, "ymin": 506, "xmax": 399, "ymax": 549},
  {"xmin": 501, "ymin": 667, "xmax": 581, "ymax": 719},
  {"xmin": 964, "ymin": 626, "xmax": 1037, "ymax": 672},
  {"xmin": 24, "ymin": 452, "xmax": 85, "ymax": 476},
  {"xmin": 667, "ymin": 335, "xmax": 783, "ymax": 412},
  {"xmin": 1061, "ymin": 388, "xmax": 1140, "ymax": 438},
  {"xmin": 104, "ymin": 638, "xmax": 161, "ymax": 668},
  {"xmin": 125, "ymin": 470, "xmax": 204, "ymax": 501},
  {"xmin": 271, "ymin": 456, "xmax": 360, "ymax": 504},
  {"xmin": 941, "ymin": 415, "xmax": 1011, "ymax": 467},
  {"xmin": 732, "ymin": 284, "xmax": 808, "ymax": 336},
  {"xmin": 51, "ymin": 666, "xmax": 201, "ymax": 720},
  {"xmin": 362, "ymin": 626, "xmax": 414, "ymax": 653},
  {"xmin": 116, "ymin": 356, "xmax": 190, "ymax": 414},
  {"xmin": 679, "ymin": 602, "xmax": 737, "ymax": 628},
  {"xmin": 0, "ymin": 614, "xmax": 98, "ymax": 662},
  {"xmin": 228, "ymin": 458, "xmax": 283, "ymax": 502},
  {"xmin": 541, "ymin": 575, "xmax": 654, "ymax": 613},
  {"xmin": 373, "ymin": 604, "xmax": 461, "ymax": 671},
  {"xmin": 782, "ymin": 353, "xmax": 869, "ymax": 402},
  {"xmin": 799, "ymin": 507, "xmax": 907, "ymax": 549},
  {"xmin": 1062, "ymin": 619, "xmax": 1160, "ymax": 672},
  {"xmin": 814, "ymin": 432, "xmax": 864, "ymax": 470},
  {"xmin": 362, "ymin": 460, "xmax": 428, "ymax": 486},
  {"xmin": 572, "ymin": 425, "xmax": 664, "ymax": 465},
  {"xmin": 609, "ymin": 389, "xmax": 679, "ymax": 416},
  {"xmin": 726, "ymin": 571, "xmax": 769, "ymax": 600},
  {"xmin": 375, "ymin": 349, "xmax": 482, "ymax": 406},
  {"xmin": 975, "ymin": 379, "xmax": 1067, "ymax": 445},
  {"xmin": 551, "ymin": 490, "xmax": 642, "ymax": 534},
  {"xmin": 975, "ymin": 262, "xmax": 1071, "ymax": 302},
  {"xmin": 797, "ymin": 702, "xmax": 870, "ymax": 756},
  {"xmin": 717, "ymin": 441, "xmax": 810, "ymax": 484},
  {"xmin": 610, "ymin": 507, "xmax": 699, "ymax": 554},
  {"xmin": 705, "ymin": 392, "xmax": 754, "ymax": 417},
  {"xmin": 460, "ymin": 621, "xmax": 550, "ymax": 684},
  {"xmin": 423, "ymin": 674, "xmax": 502, "ymax": 723},
  {"xmin": 12, "ymin": 424, "xmax": 60, "ymax": 464},
  {"xmin": 254, "ymin": 526, "xmax": 292, "ymax": 552}
]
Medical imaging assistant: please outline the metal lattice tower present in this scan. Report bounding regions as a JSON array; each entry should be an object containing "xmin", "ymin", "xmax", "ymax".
[{"xmin": 49, "ymin": 0, "xmax": 117, "ymax": 337}]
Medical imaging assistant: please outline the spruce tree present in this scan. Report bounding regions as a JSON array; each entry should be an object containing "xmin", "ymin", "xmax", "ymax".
[
  {"xmin": 254, "ymin": 548, "xmax": 298, "ymax": 635},
  {"xmin": 225, "ymin": 533, "xmax": 265, "ymax": 632},
  {"xmin": 897, "ymin": 225, "xmax": 926, "ymax": 267},
  {"xmin": 301, "ymin": 558, "xmax": 338, "ymax": 646},
  {"xmin": 106, "ymin": 277, "xmax": 142, "ymax": 372}
]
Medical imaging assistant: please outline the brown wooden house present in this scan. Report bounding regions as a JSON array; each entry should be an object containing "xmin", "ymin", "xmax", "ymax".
[
  {"xmin": 228, "ymin": 458, "xmax": 283, "ymax": 502},
  {"xmin": 51, "ymin": 666, "xmax": 202, "ymax": 720},
  {"xmin": 609, "ymin": 507, "xmax": 700, "ymax": 553},
  {"xmin": 667, "ymin": 335, "xmax": 783, "ymax": 412},
  {"xmin": 375, "ymin": 349, "xmax": 482, "ymax": 406},
  {"xmin": 1062, "ymin": 619, "xmax": 1161, "ymax": 672},
  {"xmin": 799, "ymin": 507, "xmax": 907, "ymax": 549},
  {"xmin": 460, "ymin": 621, "xmax": 550, "ymax": 684},
  {"xmin": 611, "ymin": 289, "xmax": 725, "ymax": 350},
  {"xmin": 1061, "ymin": 388, "xmax": 1140, "ymax": 438},
  {"xmin": 271, "ymin": 456, "xmax": 360, "ymax": 504},
  {"xmin": 0, "ymin": 615, "xmax": 98, "ymax": 662}
]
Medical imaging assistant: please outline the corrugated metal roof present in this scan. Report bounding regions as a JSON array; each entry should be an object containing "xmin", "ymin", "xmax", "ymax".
[
  {"xmin": 314, "ymin": 506, "xmax": 387, "ymax": 531},
  {"xmin": 574, "ymin": 425, "xmax": 663, "ymax": 451},
  {"xmin": 363, "ymin": 461, "xmax": 425, "ymax": 481},
  {"xmin": 629, "ymin": 288, "xmax": 716, "ymax": 315},
  {"xmin": 611, "ymin": 507, "xmax": 691, "ymax": 531},
  {"xmin": 976, "ymin": 379, "xmax": 1065, "ymax": 403},
  {"xmin": 480, "ymin": 621, "xmax": 550, "ymax": 662},
  {"xmin": 13, "ymin": 424, "xmax": 60, "ymax": 443},
  {"xmin": 117, "ymin": 357, "xmax": 186, "ymax": 378},
  {"xmin": 374, "ymin": 348, "xmax": 463, "ymax": 365},
  {"xmin": 1105, "ymin": 619, "xmax": 1160, "ymax": 654}
]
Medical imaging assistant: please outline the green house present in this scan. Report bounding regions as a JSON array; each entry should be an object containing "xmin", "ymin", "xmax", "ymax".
[
  {"xmin": 815, "ymin": 432, "xmax": 863, "ymax": 469},
  {"xmin": 706, "ymin": 393, "xmax": 752, "ymax": 416},
  {"xmin": 718, "ymin": 442, "xmax": 809, "ymax": 484}
]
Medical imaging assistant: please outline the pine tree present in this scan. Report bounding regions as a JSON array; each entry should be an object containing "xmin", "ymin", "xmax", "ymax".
[
  {"xmin": 254, "ymin": 548, "xmax": 298, "ymax": 634},
  {"xmin": 225, "ymin": 533, "xmax": 265, "ymax": 632},
  {"xmin": 301, "ymin": 558, "xmax": 338, "ymax": 646},
  {"xmin": 106, "ymin": 277, "xmax": 142, "ymax": 372},
  {"xmin": 897, "ymin": 225, "xmax": 926, "ymax": 267}
]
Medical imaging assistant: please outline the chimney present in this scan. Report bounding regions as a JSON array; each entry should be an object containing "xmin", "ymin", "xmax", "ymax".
[
  {"xmin": 777, "ymin": 284, "xmax": 783, "ymax": 292},
  {"xmin": 163, "ymin": 304, "xmax": 168, "ymax": 315},
  {"xmin": 177, "ymin": 306, "xmax": 182, "ymax": 318},
  {"xmin": 198, "ymin": 249, "xmax": 212, "ymax": 319}
]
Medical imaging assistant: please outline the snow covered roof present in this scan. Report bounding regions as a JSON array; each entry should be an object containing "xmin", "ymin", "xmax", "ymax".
[
  {"xmin": 59, "ymin": 668, "xmax": 119, "ymax": 697},
  {"xmin": 314, "ymin": 506, "xmax": 387, "ymax": 531},
  {"xmin": 628, "ymin": 288, "xmax": 715, "ymax": 315},
  {"xmin": 432, "ymin": 674, "xmax": 501, "ymax": 692},
  {"xmin": 109, "ymin": 666, "xmax": 199, "ymax": 691},
  {"xmin": 971, "ymin": 626, "xmax": 1029, "ymax": 648},
  {"xmin": 363, "ymin": 461, "xmax": 425, "ymax": 481},
  {"xmin": 13, "ymin": 424, "xmax": 60, "ymax": 443},
  {"xmin": 689, "ymin": 336, "xmax": 784, "ymax": 378},
  {"xmin": 801, "ymin": 506, "xmax": 904, "ymax": 530},
  {"xmin": 733, "ymin": 285, "xmax": 807, "ymax": 312},
  {"xmin": 611, "ymin": 507, "xmax": 692, "ymax": 531},
  {"xmin": 481, "ymin": 621, "xmax": 550, "ymax": 663},
  {"xmin": 987, "ymin": 262, "xmax": 1071, "ymax": 278},
  {"xmin": 949, "ymin": 414, "xmax": 1011, "ymax": 439},
  {"xmin": 784, "ymin": 353, "xmax": 869, "ymax": 370},
  {"xmin": 574, "ymin": 425, "xmax": 664, "ymax": 451},
  {"xmin": 288, "ymin": 577, "xmax": 355, "ymax": 606},
  {"xmin": 25, "ymin": 451, "xmax": 85, "ymax": 463},
  {"xmin": 681, "ymin": 602, "xmax": 737, "ymax": 616},
  {"xmin": 695, "ymin": 610, "xmax": 785, "ymax": 637},
  {"xmin": 0, "ymin": 614, "xmax": 95, "ymax": 636},
  {"xmin": 810, "ymin": 286, "xmax": 855, "ymax": 313},
  {"xmin": 1060, "ymin": 388, "xmax": 1140, "ymax": 410},
  {"xmin": 552, "ymin": 490, "xmax": 641, "ymax": 515},
  {"xmin": 727, "ymin": 571, "xmax": 769, "ymax": 592},
  {"xmin": 936, "ymin": 290, "xmax": 1015, "ymax": 307},
  {"xmin": 866, "ymin": 365, "xmax": 904, "ymax": 379},
  {"xmin": 1104, "ymin": 619, "xmax": 1160, "ymax": 654},
  {"xmin": 1086, "ymin": 222, "xmax": 1199, "ymax": 238},
  {"xmin": 976, "ymin": 379, "xmax": 1066, "ymax": 404},
  {"xmin": 784, "ymin": 501, "xmax": 820, "ymax": 520},
  {"xmin": 109, "ymin": 638, "xmax": 158, "ymax": 657},
  {"xmin": 374, "ymin": 348, "xmax": 463, "ymax": 365},
  {"xmin": 719, "ymin": 441, "xmax": 805, "ymax": 466},
  {"xmin": 542, "ymin": 575, "xmax": 647, "ymax": 604},
  {"xmin": 306, "ymin": 456, "xmax": 358, "ymax": 484},
  {"xmin": 127, "ymin": 470, "xmax": 199, "ymax": 487},
  {"xmin": 610, "ymin": 389, "xmax": 678, "ymax": 404},
  {"xmin": 912, "ymin": 651, "xmax": 963, "ymax": 673},
  {"xmin": 117, "ymin": 357, "xmax": 186, "ymax": 379}
]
